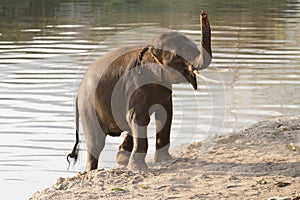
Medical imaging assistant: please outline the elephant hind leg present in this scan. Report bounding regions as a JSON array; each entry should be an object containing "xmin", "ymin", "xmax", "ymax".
[
  {"xmin": 84, "ymin": 131, "xmax": 106, "ymax": 171},
  {"xmin": 84, "ymin": 133, "xmax": 106, "ymax": 171},
  {"xmin": 79, "ymin": 99, "xmax": 106, "ymax": 171},
  {"xmin": 86, "ymin": 152, "xmax": 100, "ymax": 171},
  {"xmin": 116, "ymin": 132, "xmax": 133, "ymax": 166}
]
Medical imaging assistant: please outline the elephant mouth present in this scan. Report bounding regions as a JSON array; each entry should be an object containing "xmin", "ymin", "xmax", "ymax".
[
  {"xmin": 190, "ymin": 73, "xmax": 197, "ymax": 90},
  {"xmin": 186, "ymin": 65, "xmax": 224, "ymax": 89}
]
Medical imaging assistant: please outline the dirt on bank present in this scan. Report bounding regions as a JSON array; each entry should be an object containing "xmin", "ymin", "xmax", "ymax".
[{"xmin": 30, "ymin": 116, "xmax": 300, "ymax": 200}]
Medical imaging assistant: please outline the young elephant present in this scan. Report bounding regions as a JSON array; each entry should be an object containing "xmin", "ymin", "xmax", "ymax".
[{"xmin": 68, "ymin": 10, "xmax": 212, "ymax": 171}]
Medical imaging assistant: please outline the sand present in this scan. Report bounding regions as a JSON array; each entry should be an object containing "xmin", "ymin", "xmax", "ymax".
[{"xmin": 30, "ymin": 116, "xmax": 300, "ymax": 200}]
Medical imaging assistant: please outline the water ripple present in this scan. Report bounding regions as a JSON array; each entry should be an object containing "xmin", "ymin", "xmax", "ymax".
[{"xmin": 0, "ymin": 4, "xmax": 300, "ymax": 199}]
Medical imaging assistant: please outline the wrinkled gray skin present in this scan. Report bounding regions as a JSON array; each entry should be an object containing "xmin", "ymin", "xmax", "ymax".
[{"xmin": 68, "ymin": 11, "xmax": 212, "ymax": 171}]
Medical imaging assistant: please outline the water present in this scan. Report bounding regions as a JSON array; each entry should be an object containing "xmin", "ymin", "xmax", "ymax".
[{"xmin": 0, "ymin": 1, "xmax": 300, "ymax": 199}]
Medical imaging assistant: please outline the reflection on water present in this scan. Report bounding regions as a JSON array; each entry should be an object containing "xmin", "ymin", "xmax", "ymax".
[{"xmin": 0, "ymin": 0, "xmax": 300, "ymax": 199}]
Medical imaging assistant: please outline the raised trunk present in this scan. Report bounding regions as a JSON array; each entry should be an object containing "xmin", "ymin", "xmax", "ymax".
[{"xmin": 199, "ymin": 10, "xmax": 212, "ymax": 69}]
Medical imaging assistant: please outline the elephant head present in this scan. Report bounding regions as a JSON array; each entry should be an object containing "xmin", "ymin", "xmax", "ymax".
[
  {"xmin": 135, "ymin": 10, "xmax": 212, "ymax": 89},
  {"xmin": 136, "ymin": 44, "xmax": 198, "ymax": 89}
]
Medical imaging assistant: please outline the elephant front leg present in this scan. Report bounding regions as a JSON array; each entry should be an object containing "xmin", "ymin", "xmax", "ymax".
[
  {"xmin": 127, "ymin": 109, "xmax": 149, "ymax": 171},
  {"xmin": 127, "ymin": 124, "xmax": 148, "ymax": 170},
  {"xmin": 116, "ymin": 132, "xmax": 133, "ymax": 166},
  {"xmin": 154, "ymin": 100, "xmax": 173, "ymax": 163}
]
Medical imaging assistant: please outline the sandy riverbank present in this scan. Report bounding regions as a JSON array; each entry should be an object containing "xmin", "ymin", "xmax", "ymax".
[{"xmin": 30, "ymin": 116, "xmax": 300, "ymax": 200}]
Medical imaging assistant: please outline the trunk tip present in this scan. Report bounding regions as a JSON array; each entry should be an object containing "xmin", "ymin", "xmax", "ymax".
[{"xmin": 201, "ymin": 10, "xmax": 207, "ymax": 18}]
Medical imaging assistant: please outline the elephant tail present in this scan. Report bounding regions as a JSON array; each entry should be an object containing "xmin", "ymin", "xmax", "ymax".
[{"xmin": 67, "ymin": 96, "xmax": 80, "ymax": 168}]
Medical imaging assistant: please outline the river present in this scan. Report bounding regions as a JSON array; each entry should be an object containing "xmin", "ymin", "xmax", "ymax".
[{"xmin": 0, "ymin": 0, "xmax": 299, "ymax": 199}]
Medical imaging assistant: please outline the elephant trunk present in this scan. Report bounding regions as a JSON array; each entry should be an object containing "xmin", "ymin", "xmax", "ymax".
[{"xmin": 199, "ymin": 10, "xmax": 212, "ymax": 69}]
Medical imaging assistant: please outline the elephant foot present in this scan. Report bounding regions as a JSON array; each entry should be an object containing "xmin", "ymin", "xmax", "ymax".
[
  {"xmin": 154, "ymin": 149, "xmax": 173, "ymax": 163},
  {"xmin": 116, "ymin": 149, "xmax": 131, "ymax": 166},
  {"xmin": 127, "ymin": 153, "xmax": 148, "ymax": 171}
]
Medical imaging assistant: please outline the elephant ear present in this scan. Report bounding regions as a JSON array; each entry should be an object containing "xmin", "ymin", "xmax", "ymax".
[
  {"xmin": 137, "ymin": 45, "xmax": 162, "ymax": 82},
  {"xmin": 148, "ymin": 46, "xmax": 183, "ymax": 84},
  {"xmin": 149, "ymin": 46, "xmax": 176, "ymax": 66},
  {"xmin": 148, "ymin": 45, "xmax": 163, "ymax": 65}
]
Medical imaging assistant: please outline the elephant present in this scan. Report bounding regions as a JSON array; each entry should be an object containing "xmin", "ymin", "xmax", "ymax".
[{"xmin": 67, "ymin": 10, "xmax": 212, "ymax": 171}]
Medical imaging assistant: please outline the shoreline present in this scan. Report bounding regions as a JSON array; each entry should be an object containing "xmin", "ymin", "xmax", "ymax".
[{"xmin": 30, "ymin": 116, "xmax": 300, "ymax": 199}]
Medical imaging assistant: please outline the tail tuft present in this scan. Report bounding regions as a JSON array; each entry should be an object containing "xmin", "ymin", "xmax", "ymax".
[
  {"xmin": 67, "ymin": 96, "xmax": 80, "ymax": 170},
  {"xmin": 67, "ymin": 130, "xmax": 79, "ymax": 169}
]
